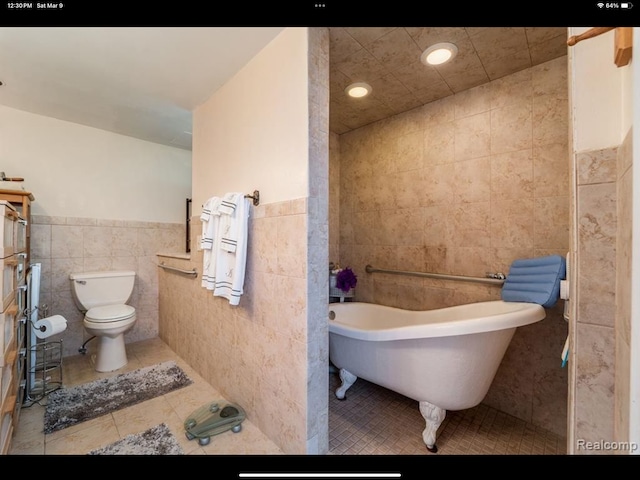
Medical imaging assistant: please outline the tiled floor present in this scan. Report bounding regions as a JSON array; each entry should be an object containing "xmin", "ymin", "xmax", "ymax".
[
  {"xmin": 9, "ymin": 337, "xmax": 284, "ymax": 455},
  {"xmin": 8, "ymin": 336, "xmax": 566, "ymax": 456},
  {"xmin": 328, "ymin": 367, "xmax": 567, "ymax": 455}
]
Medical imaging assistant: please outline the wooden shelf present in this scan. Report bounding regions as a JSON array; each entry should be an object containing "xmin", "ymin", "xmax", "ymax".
[
  {"xmin": 3, "ymin": 347, "xmax": 17, "ymax": 372},
  {"xmin": 1, "ymin": 395, "xmax": 16, "ymax": 416},
  {"xmin": 0, "ymin": 189, "xmax": 34, "ymax": 203},
  {"xmin": 0, "ymin": 189, "xmax": 33, "ymax": 455}
]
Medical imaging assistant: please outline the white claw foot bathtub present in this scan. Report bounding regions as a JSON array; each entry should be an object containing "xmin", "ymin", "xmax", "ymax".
[{"xmin": 328, "ymin": 300, "xmax": 546, "ymax": 453}]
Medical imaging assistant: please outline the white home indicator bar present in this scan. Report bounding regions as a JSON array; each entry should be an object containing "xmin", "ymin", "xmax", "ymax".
[{"xmin": 239, "ymin": 475, "xmax": 401, "ymax": 479}]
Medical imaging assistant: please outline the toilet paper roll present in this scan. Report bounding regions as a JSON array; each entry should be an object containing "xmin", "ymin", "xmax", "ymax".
[{"xmin": 33, "ymin": 314, "xmax": 67, "ymax": 339}]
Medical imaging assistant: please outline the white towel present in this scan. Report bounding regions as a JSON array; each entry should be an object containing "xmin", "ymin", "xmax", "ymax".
[
  {"xmin": 218, "ymin": 192, "xmax": 240, "ymax": 216},
  {"xmin": 200, "ymin": 196, "xmax": 221, "ymax": 290},
  {"xmin": 218, "ymin": 192, "xmax": 242, "ymax": 253},
  {"xmin": 213, "ymin": 195, "xmax": 250, "ymax": 306}
]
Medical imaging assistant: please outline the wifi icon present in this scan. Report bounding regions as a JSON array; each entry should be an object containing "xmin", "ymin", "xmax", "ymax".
[{"xmin": 597, "ymin": 2, "xmax": 605, "ymax": 6}]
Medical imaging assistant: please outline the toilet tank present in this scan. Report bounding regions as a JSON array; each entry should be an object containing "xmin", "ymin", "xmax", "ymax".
[{"xmin": 69, "ymin": 270, "xmax": 136, "ymax": 311}]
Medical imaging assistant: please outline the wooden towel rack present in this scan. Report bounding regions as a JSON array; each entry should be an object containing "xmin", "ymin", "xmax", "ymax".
[{"xmin": 567, "ymin": 27, "xmax": 633, "ymax": 67}]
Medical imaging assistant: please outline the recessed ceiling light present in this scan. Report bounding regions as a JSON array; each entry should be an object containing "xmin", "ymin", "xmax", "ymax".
[
  {"xmin": 345, "ymin": 82, "xmax": 372, "ymax": 98},
  {"xmin": 420, "ymin": 42, "xmax": 458, "ymax": 66}
]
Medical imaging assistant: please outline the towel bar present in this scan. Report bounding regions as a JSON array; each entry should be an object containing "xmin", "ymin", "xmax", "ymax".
[{"xmin": 158, "ymin": 262, "xmax": 198, "ymax": 278}]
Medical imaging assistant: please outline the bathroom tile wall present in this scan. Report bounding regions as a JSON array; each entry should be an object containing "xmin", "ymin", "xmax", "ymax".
[
  {"xmin": 570, "ymin": 132, "xmax": 632, "ymax": 453},
  {"xmin": 306, "ymin": 26, "xmax": 331, "ymax": 455},
  {"xmin": 158, "ymin": 198, "xmax": 310, "ymax": 454},
  {"xmin": 29, "ymin": 215, "xmax": 184, "ymax": 357},
  {"xmin": 329, "ymin": 132, "xmax": 340, "ymax": 265},
  {"xmin": 614, "ymin": 127, "xmax": 633, "ymax": 449},
  {"xmin": 573, "ymin": 145, "xmax": 618, "ymax": 453},
  {"xmin": 333, "ymin": 55, "xmax": 569, "ymax": 437},
  {"xmin": 614, "ymin": 129, "xmax": 633, "ymax": 450}
]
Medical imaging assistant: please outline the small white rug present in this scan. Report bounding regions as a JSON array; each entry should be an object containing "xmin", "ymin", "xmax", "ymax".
[{"xmin": 88, "ymin": 423, "xmax": 184, "ymax": 455}]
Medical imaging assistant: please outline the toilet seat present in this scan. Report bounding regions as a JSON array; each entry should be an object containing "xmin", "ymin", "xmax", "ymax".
[{"xmin": 85, "ymin": 304, "xmax": 136, "ymax": 323}]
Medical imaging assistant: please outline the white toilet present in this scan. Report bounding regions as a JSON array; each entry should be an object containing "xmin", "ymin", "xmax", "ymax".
[{"xmin": 69, "ymin": 270, "xmax": 137, "ymax": 372}]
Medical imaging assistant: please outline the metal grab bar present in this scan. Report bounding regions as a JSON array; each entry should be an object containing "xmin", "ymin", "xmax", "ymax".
[
  {"xmin": 365, "ymin": 264, "xmax": 504, "ymax": 286},
  {"xmin": 158, "ymin": 262, "xmax": 198, "ymax": 278}
]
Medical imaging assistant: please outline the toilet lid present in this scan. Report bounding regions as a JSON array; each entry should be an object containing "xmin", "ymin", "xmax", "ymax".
[{"xmin": 85, "ymin": 304, "xmax": 135, "ymax": 322}]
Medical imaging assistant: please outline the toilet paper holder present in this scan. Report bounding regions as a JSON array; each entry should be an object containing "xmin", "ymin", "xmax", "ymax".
[{"xmin": 31, "ymin": 314, "xmax": 68, "ymax": 339}]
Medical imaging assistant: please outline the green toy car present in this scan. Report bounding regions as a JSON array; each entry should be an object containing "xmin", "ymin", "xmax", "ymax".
[{"xmin": 184, "ymin": 401, "xmax": 246, "ymax": 446}]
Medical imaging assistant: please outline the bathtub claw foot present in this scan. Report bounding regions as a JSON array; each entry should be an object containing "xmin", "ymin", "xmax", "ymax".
[
  {"xmin": 419, "ymin": 401, "xmax": 446, "ymax": 453},
  {"xmin": 335, "ymin": 368, "xmax": 357, "ymax": 400}
]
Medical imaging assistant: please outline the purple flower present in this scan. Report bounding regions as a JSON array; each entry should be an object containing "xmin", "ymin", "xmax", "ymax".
[{"xmin": 336, "ymin": 267, "xmax": 357, "ymax": 292}]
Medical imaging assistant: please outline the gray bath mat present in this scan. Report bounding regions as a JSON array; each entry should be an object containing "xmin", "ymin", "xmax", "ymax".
[
  {"xmin": 88, "ymin": 423, "xmax": 184, "ymax": 455},
  {"xmin": 44, "ymin": 361, "xmax": 193, "ymax": 434}
]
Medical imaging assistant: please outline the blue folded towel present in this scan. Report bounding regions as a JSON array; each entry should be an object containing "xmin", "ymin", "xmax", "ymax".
[{"xmin": 501, "ymin": 255, "xmax": 566, "ymax": 308}]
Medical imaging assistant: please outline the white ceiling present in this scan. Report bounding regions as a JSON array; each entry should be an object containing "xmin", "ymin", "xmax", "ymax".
[{"xmin": 0, "ymin": 27, "xmax": 285, "ymax": 150}]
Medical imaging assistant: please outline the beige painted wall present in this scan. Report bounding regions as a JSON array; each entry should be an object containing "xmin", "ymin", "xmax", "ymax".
[
  {"xmin": 160, "ymin": 27, "xmax": 330, "ymax": 455},
  {"xmin": 570, "ymin": 28, "xmax": 632, "ymax": 151},
  {"xmin": 332, "ymin": 56, "xmax": 569, "ymax": 437},
  {"xmin": 0, "ymin": 105, "xmax": 191, "ymax": 223},
  {"xmin": 191, "ymin": 29, "xmax": 310, "ymax": 210}
]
